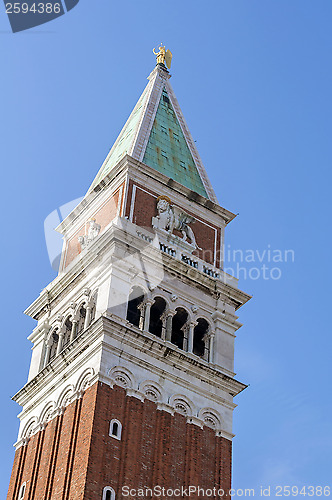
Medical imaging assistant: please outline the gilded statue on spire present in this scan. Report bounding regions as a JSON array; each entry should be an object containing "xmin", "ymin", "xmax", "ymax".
[{"xmin": 153, "ymin": 44, "xmax": 173, "ymax": 69}]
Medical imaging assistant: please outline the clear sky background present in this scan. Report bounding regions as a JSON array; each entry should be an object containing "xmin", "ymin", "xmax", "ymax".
[{"xmin": 1, "ymin": 0, "xmax": 331, "ymax": 497}]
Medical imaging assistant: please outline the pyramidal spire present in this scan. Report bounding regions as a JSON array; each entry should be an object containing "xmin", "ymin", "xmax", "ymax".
[{"xmin": 88, "ymin": 51, "xmax": 218, "ymax": 203}]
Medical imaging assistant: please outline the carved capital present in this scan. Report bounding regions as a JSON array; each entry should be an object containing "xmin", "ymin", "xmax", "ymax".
[
  {"xmin": 55, "ymin": 314, "xmax": 63, "ymax": 324},
  {"xmin": 207, "ymin": 330, "xmax": 215, "ymax": 339}
]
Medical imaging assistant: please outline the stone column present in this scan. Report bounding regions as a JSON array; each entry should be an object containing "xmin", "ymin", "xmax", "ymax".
[
  {"xmin": 70, "ymin": 320, "xmax": 78, "ymax": 342},
  {"xmin": 165, "ymin": 310, "xmax": 175, "ymax": 342},
  {"xmin": 56, "ymin": 326, "xmax": 65, "ymax": 355},
  {"xmin": 143, "ymin": 299, "xmax": 154, "ymax": 331},
  {"xmin": 68, "ymin": 302, "xmax": 77, "ymax": 342},
  {"xmin": 84, "ymin": 304, "xmax": 92, "ymax": 330},
  {"xmin": 137, "ymin": 301, "xmax": 146, "ymax": 330},
  {"xmin": 182, "ymin": 324, "xmax": 188, "ymax": 351},
  {"xmin": 40, "ymin": 322, "xmax": 51, "ymax": 369},
  {"xmin": 187, "ymin": 321, "xmax": 197, "ymax": 353},
  {"xmin": 208, "ymin": 332, "xmax": 215, "ymax": 363},
  {"xmin": 43, "ymin": 342, "xmax": 51, "ymax": 368}
]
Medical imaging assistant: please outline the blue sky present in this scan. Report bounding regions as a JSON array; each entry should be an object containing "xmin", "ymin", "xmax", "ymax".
[{"xmin": 1, "ymin": 0, "xmax": 331, "ymax": 497}]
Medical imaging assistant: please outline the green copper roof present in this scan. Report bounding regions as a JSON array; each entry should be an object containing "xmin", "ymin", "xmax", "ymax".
[
  {"xmin": 89, "ymin": 86, "xmax": 149, "ymax": 190},
  {"xmin": 143, "ymin": 89, "xmax": 208, "ymax": 198},
  {"xmin": 87, "ymin": 66, "xmax": 217, "ymax": 201}
]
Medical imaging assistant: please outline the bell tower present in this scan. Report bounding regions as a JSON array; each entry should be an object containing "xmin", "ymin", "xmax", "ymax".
[{"xmin": 7, "ymin": 51, "xmax": 250, "ymax": 500}]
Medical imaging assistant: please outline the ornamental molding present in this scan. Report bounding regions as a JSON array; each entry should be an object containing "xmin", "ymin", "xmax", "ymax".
[
  {"xmin": 156, "ymin": 402, "xmax": 175, "ymax": 415},
  {"xmin": 169, "ymin": 394, "xmax": 194, "ymax": 416},
  {"xmin": 109, "ymin": 366, "xmax": 135, "ymax": 390},
  {"xmin": 100, "ymin": 315, "xmax": 244, "ymax": 401},
  {"xmin": 139, "ymin": 380, "xmax": 164, "ymax": 402},
  {"xmin": 14, "ymin": 367, "xmax": 96, "ymax": 449},
  {"xmin": 15, "ymin": 313, "xmax": 241, "ymax": 419},
  {"xmin": 13, "ymin": 312, "xmax": 241, "ymax": 450},
  {"xmin": 104, "ymin": 365, "xmax": 227, "ymax": 436},
  {"xmin": 25, "ymin": 216, "xmax": 249, "ymax": 322}
]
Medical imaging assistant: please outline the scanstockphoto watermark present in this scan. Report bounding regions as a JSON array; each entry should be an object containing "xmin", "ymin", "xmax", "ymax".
[
  {"xmin": 222, "ymin": 244, "xmax": 295, "ymax": 281},
  {"xmin": 122, "ymin": 485, "xmax": 331, "ymax": 498},
  {"xmin": 122, "ymin": 486, "xmax": 255, "ymax": 498}
]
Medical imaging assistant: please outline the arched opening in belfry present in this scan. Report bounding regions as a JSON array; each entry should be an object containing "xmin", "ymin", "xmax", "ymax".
[
  {"xmin": 77, "ymin": 305, "xmax": 86, "ymax": 334},
  {"xmin": 48, "ymin": 329, "xmax": 59, "ymax": 363},
  {"xmin": 171, "ymin": 308, "xmax": 188, "ymax": 350},
  {"xmin": 193, "ymin": 318, "xmax": 209, "ymax": 358},
  {"xmin": 149, "ymin": 297, "xmax": 166, "ymax": 337},
  {"xmin": 126, "ymin": 286, "xmax": 145, "ymax": 327},
  {"xmin": 62, "ymin": 317, "xmax": 72, "ymax": 349}
]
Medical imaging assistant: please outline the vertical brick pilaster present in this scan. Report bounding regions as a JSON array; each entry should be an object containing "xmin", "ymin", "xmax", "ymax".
[
  {"xmin": 63, "ymin": 397, "xmax": 83, "ymax": 500},
  {"xmin": 7, "ymin": 443, "xmax": 27, "ymax": 500},
  {"xmin": 7, "ymin": 382, "xmax": 233, "ymax": 500},
  {"xmin": 27, "ymin": 428, "xmax": 45, "ymax": 500},
  {"xmin": 45, "ymin": 412, "xmax": 64, "ymax": 500}
]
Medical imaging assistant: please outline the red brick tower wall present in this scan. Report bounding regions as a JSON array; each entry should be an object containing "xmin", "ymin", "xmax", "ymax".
[
  {"xmin": 7, "ymin": 383, "xmax": 98, "ymax": 500},
  {"xmin": 7, "ymin": 382, "xmax": 232, "ymax": 500}
]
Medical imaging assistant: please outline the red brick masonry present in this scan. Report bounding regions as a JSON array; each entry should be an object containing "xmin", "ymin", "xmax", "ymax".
[
  {"xmin": 63, "ymin": 185, "xmax": 124, "ymax": 270},
  {"xmin": 7, "ymin": 382, "xmax": 231, "ymax": 499}
]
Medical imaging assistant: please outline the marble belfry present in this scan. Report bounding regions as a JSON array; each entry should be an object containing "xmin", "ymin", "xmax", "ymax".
[{"xmin": 7, "ymin": 51, "xmax": 250, "ymax": 500}]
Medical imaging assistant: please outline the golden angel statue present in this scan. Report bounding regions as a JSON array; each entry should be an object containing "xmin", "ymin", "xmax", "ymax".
[{"xmin": 153, "ymin": 44, "xmax": 173, "ymax": 69}]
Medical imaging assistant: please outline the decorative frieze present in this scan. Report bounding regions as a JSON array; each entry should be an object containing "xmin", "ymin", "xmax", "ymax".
[
  {"xmin": 152, "ymin": 195, "xmax": 200, "ymax": 250},
  {"xmin": 78, "ymin": 219, "xmax": 101, "ymax": 250}
]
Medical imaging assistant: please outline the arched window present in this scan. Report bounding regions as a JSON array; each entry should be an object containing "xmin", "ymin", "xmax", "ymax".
[
  {"xmin": 149, "ymin": 297, "xmax": 166, "ymax": 337},
  {"xmin": 62, "ymin": 317, "xmax": 72, "ymax": 349},
  {"xmin": 22, "ymin": 420, "xmax": 36, "ymax": 440},
  {"xmin": 126, "ymin": 287, "xmax": 145, "ymax": 327},
  {"xmin": 18, "ymin": 482, "xmax": 26, "ymax": 499},
  {"xmin": 77, "ymin": 305, "xmax": 86, "ymax": 334},
  {"xmin": 193, "ymin": 318, "xmax": 209, "ymax": 358},
  {"xmin": 102, "ymin": 486, "xmax": 115, "ymax": 500},
  {"xmin": 171, "ymin": 308, "xmax": 188, "ymax": 350},
  {"xmin": 48, "ymin": 329, "xmax": 59, "ymax": 363},
  {"xmin": 109, "ymin": 419, "xmax": 122, "ymax": 440}
]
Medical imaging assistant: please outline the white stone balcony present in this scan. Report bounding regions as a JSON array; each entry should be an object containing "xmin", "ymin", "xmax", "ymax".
[{"xmin": 118, "ymin": 217, "xmax": 239, "ymax": 288}]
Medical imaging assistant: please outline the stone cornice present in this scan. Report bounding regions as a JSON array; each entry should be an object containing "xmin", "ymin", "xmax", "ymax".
[
  {"xmin": 13, "ymin": 319, "xmax": 104, "ymax": 409},
  {"xmin": 24, "ymin": 217, "xmax": 251, "ymax": 321},
  {"xmin": 13, "ymin": 313, "xmax": 247, "ymax": 413},
  {"xmin": 126, "ymin": 156, "xmax": 236, "ymax": 224},
  {"xmin": 100, "ymin": 313, "xmax": 247, "ymax": 401},
  {"xmin": 77, "ymin": 155, "xmax": 236, "ymax": 226},
  {"xmin": 13, "ymin": 380, "xmax": 235, "ymax": 450}
]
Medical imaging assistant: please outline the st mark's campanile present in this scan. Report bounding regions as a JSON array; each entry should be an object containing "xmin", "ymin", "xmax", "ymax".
[{"xmin": 7, "ymin": 47, "xmax": 250, "ymax": 500}]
